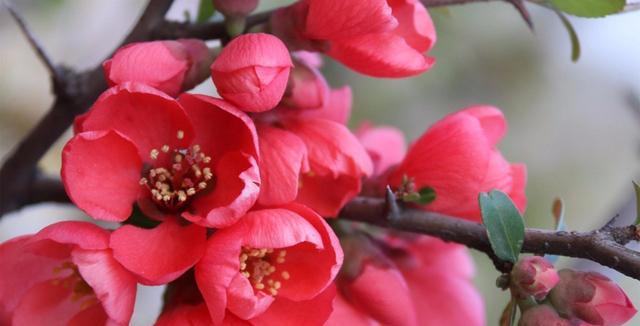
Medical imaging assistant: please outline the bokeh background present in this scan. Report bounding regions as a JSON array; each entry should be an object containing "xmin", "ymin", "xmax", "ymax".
[{"xmin": 1, "ymin": 0, "xmax": 639, "ymax": 324}]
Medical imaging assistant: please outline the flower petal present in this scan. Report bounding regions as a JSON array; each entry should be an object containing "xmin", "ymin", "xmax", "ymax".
[
  {"xmin": 109, "ymin": 218, "xmax": 207, "ymax": 285},
  {"xmin": 257, "ymin": 125, "xmax": 308, "ymax": 206},
  {"xmin": 251, "ymin": 284, "xmax": 337, "ymax": 326},
  {"xmin": 294, "ymin": 86, "xmax": 353, "ymax": 125},
  {"xmin": 296, "ymin": 173, "xmax": 361, "ymax": 217},
  {"xmin": 79, "ymin": 82, "xmax": 194, "ymax": 163},
  {"xmin": 226, "ymin": 273, "xmax": 275, "ymax": 320},
  {"xmin": 72, "ymin": 249, "xmax": 137, "ymax": 325},
  {"xmin": 237, "ymin": 208, "xmax": 324, "ymax": 249},
  {"xmin": 62, "ymin": 130, "xmax": 142, "ymax": 222},
  {"xmin": 155, "ymin": 303, "xmax": 212, "ymax": 326},
  {"xmin": 34, "ymin": 221, "xmax": 110, "ymax": 250},
  {"xmin": 388, "ymin": 0, "xmax": 436, "ymax": 53},
  {"xmin": 304, "ymin": 0, "xmax": 397, "ymax": 40},
  {"xmin": 356, "ymin": 123, "xmax": 406, "ymax": 177},
  {"xmin": 12, "ymin": 281, "xmax": 89, "ymax": 326},
  {"xmin": 326, "ymin": 292, "xmax": 373, "ymax": 326}
]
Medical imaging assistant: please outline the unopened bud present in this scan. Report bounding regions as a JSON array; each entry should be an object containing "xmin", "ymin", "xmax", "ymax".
[
  {"xmin": 511, "ymin": 256, "xmax": 559, "ymax": 300},
  {"xmin": 518, "ymin": 305, "xmax": 572, "ymax": 326},
  {"xmin": 549, "ymin": 269, "xmax": 637, "ymax": 326}
]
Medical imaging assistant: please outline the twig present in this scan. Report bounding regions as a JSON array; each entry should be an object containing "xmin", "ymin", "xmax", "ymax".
[{"xmin": 339, "ymin": 197, "xmax": 640, "ymax": 279}]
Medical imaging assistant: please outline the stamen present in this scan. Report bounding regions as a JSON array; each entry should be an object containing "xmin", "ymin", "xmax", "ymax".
[
  {"xmin": 161, "ymin": 145, "xmax": 170, "ymax": 153},
  {"xmin": 150, "ymin": 149, "xmax": 159, "ymax": 160},
  {"xmin": 177, "ymin": 130, "xmax": 184, "ymax": 140}
]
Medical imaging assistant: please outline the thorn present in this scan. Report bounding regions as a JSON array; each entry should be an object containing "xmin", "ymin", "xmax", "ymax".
[
  {"xmin": 601, "ymin": 214, "xmax": 621, "ymax": 231},
  {"xmin": 384, "ymin": 185, "xmax": 401, "ymax": 221},
  {"xmin": 3, "ymin": 1, "xmax": 60, "ymax": 81},
  {"xmin": 507, "ymin": 0, "xmax": 534, "ymax": 31}
]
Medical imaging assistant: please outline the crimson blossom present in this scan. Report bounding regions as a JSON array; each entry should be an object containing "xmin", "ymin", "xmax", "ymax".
[
  {"xmin": 271, "ymin": 0, "xmax": 437, "ymax": 77},
  {"xmin": 63, "ymin": 82, "xmax": 260, "ymax": 284},
  {"xmin": 0, "ymin": 222, "xmax": 137, "ymax": 326}
]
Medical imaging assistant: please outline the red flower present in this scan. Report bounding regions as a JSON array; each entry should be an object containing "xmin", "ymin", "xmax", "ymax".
[
  {"xmin": 550, "ymin": 269, "xmax": 637, "ymax": 326},
  {"xmin": 511, "ymin": 256, "xmax": 560, "ymax": 300},
  {"xmin": 271, "ymin": 0, "xmax": 436, "ymax": 78},
  {"xmin": 194, "ymin": 204, "xmax": 342, "ymax": 324},
  {"xmin": 63, "ymin": 83, "xmax": 259, "ymax": 285},
  {"xmin": 104, "ymin": 39, "xmax": 212, "ymax": 97},
  {"xmin": 388, "ymin": 105, "xmax": 527, "ymax": 222},
  {"xmin": 0, "ymin": 222, "xmax": 137, "ymax": 325},
  {"xmin": 211, "ymin": 33, "xmax": 293, "ymax": 112},
  {"xmin": 327, "ymin": 235, "xmax": 484, "ymax": 326}
]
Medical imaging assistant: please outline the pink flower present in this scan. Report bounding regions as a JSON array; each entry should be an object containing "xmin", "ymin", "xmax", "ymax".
[
  {"xmin": 388, "ymin": 105, "xmax": 527, "ymax": 222},
  {"xmin": 327, "ymin": 235, "xmax": 484, "ymax": 326},
  {"xmin": 64, "ymin": 83, "xmax": 259, "ymax": 284},
  {"xmin": 550, "ymin": 269, "xmax": 637, "ymax": 326},
  {"xmin": 104, "ymin": 39, "xmax": 212, "ymax": 97},
  {"xmin": 511, "ymin": 256, "xmax": 560, "ymax": 300},
  {"xmin": 211, "ymin": 33, "xmax": 293, "ymax": 112},
  {"xmin": 356, "ymin": 122, "xmax": 407, "ymax": 178},
  {"xmin": 0, "ymin": 222, "xmax": 137, "ymax": 325},
  {"xmin": 271, "ymin": 0, "xmax": 436, "ymax": 78},
  {"xmin": 214, "ymin": 0, "xmax": 259, "ymax": 17},
  {"xmin": 194, "ymin": 204, "xmax": 342, "ymax": 324}
]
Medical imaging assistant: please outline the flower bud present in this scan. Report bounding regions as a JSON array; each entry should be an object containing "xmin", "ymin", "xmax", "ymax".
[
  {"xmin": 211, "ymin": 33, "xmax": 293, "ymax": 112},
  {"xmin": 280, "ymin": 51, "xmax": 329, "ymax": 110},
  {"xmin": 518, "ymin": 305, "xmax": 572, "ymax": 326},
  {"xmin": 104, "ymin": 39, "xmax": 212, "ymax": 97},
  {"xmin": 550, "ymin": 269, "xmax": 637, "ymax": 326},
  {"xmin": 511, "ymin": 256, "xmax": 559, "ymax": 300},
  {"xmin": 213, "ymin": 0, "xmax": 259, "ymax": 18}
]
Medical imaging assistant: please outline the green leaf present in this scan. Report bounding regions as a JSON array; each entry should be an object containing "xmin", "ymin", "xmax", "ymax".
[
  {"xmin": 634, "ymin": 181, "xmax": 640, "ymax": 225},
  {"xmin": 479, "ymin": 190, "xmax": 525, "ymax": 263},
  {"xmin": 554, "ymin": 10, "xmax": 581, "ymax": 62},
  {"xmin": 402, "ymin": 187, "xmax": 436, "ymax": 205},
  {"xmin": 549, "ymin": 0, "xmax": 625, "ymax": 18},
  {"xmin": 499, "ymin": 296, "xmax": 518, "ymax": 326},
  {"xmin": 197, "ymin": 0, "xmax": 216, "ymax": 23}
]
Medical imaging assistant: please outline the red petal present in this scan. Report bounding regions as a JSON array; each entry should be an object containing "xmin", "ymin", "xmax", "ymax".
[
  {"xmin": 156, "ymin": 303, "xmax": 212, "ymax": 326},
  {"xmin": 388, "ymin": 0, "xmax": 436, "ymax": 53},
  {"xmin": 62, "ymin": 130, "xmax": 142, "ymax": 222},
  {"xmin": 329, "ymin": 33, "xmax": 434, "ymax": 78},
  {"xmin": 109, "ymin": 218, "xmax": 207, "ymax": 285},
  {"xmin": 178, "ymin": 94, "xmax": 259, "ymax": 159},
  {"xmin": 276, "ymin": 204, "xmax": 343, "ymax": 300},
  {"xmin": 80, "ymin": 82, "xmax": 194, "ymax": 163},
  {"xmin": 184, "ymin": 151, "xmax": 260, "ymax": 228},
  {"xmin": 509, "ymin": 164, "xmax": 528, "ymax": 215},
  {"xmin": 72, "ymin": 249, "xmax": 137, "ymax": 325},
  {"xmin": 251, "ymin": 284, "xmax": 337, "ymax": 326},
  {"xmin": 226, "ymin": 273, "xmax": 275, "ymax": 319},
  {"xmin": 304, "ymin": 0, "xmax": 397, "ymax": 40},
  {"xmin": 463, "ymin": 105, "xmax": 507, "ymax": 146},
  {"xmin": 211, "ymin": 33, "xmax": 292, "ymax": 72},
  {"xmin": 326, "ymin": 292, "xmax": 372, "ymax": 326},
  {"xmin": 34, "ymin": 221, "xmax": 110, "ymax": 250},
  {"xmin": 237, "ymin": 208, "xmax": 323, "ymax": 249},
  {"xmin": 295, "ymin": 86, "xmax": 353, "ymax": 125},
  {"xmin": 68, "ymin": 303, "xmax": 109, "ymax": 326},
  {"xmin": 257, "ymin": 125, "xmax": 308, "ymax": 206},
  {"xmin": 12, "ymin": 281, "xmax": 86, "ymax": 325},
  {"xmin": 296, "ymin": 173, "xmax": 361, "ymax": 217},
  {"xmin": 0, "ymin": 236, "xmax": 61, "ymax": 325},
  {"xmin": 356, "ymin": 123, "xmax": 406, "ymax": 177}
]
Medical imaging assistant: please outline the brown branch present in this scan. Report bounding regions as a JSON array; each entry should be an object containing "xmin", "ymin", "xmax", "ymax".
[
  {"xmin": 339, "ymin": 196, "xmax": 640, "ymax": 279},
  {"xmin": 0, "ymin": 0, "xmax": 174, "ymax": 215}
]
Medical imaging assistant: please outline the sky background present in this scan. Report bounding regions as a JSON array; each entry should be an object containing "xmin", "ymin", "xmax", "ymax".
[{"xmin": 1, "ymin": 0, "xmax": 640, "ymax": 324}]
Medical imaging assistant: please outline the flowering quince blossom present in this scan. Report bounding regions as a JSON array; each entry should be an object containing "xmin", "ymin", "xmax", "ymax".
[
  {"xmin": 271, "ymin": 0, "xmax": 437, "ymax": 77},
  {"xmin": 0, "ymin": 222, "xmax": 137, "ymax": 325},
  {"xmin": 104, "ymin": 39, "xmax": 212, "ymax": 97},
  {"xmin": 63, "ymin": 82, "xmax": 259, "ymax": 284},
  {"xmin": 388, "ymin": 105, "xmax": 527, "ymax": 222},
  {"xmin": 511, "ymin": 256, "xmax": 560, "ymax": 300},
  {"xmin": 550, "ymin": 269, "xmax": 637, "ymax": 326},
  {"xmin": 194, "ymin": 204, "xmax": 343, "ymax": 324},
  {"xmin": 211, "ymin": 33, "xmax": 293, "ymax": 112}
]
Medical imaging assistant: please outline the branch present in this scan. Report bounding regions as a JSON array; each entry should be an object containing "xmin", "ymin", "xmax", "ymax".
[
  {"xmin": 0, "ymin": 0, "xmax": 174, "ymax": 215},
  {"xmin": 339, "ymin": 196, "xmax": 640, "ymax": 279}
]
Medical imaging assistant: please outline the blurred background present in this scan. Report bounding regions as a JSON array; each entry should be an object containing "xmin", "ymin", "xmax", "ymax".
[{"xmin": 1, "ymin": 0, "xmax": 639, "ymax": 324}]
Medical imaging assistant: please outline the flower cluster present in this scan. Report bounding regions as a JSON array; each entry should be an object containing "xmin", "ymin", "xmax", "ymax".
[{"xmin": 0, "ymin": 1, "xmax": 636, "ymax": 325}]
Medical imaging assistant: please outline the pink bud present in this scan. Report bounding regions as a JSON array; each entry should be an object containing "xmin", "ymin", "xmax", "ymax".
[
  {"xmin": 518, "ymin": 305, "xmax": 572, "ymax": 326},
  {"xmin": 213, "ymin": 0, "xmax": 259, "ymax": 17},
  {"xmin": 511, "ymin": 256, "xmax": 560, "ymax": 300},
  {"xmin": 211, "ymin": 33, "xmax": 293, "ymax": 112},
  {"xmin": 550, "ymin": 269, "xmax": 637, "ymax": 326},
  {"xmin": 104, "ymin": 39, "xmax": 212, "ymax": 97}
]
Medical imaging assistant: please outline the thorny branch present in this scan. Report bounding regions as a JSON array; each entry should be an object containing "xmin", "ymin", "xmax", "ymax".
[{"xmin": 1, "ymin": 0, "xmax": 640, "ymax": 281}]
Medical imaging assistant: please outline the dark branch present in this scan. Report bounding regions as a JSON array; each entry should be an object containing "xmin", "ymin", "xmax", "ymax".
[{"xmin": 339, "ymin": 196, "xmax": 640, "ymax": 279}]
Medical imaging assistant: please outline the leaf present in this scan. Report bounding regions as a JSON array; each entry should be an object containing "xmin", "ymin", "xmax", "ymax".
[
  {"xmin": 549, "ymin": 0, "xmax": 625, "ymax": 18},
  {"xmin": 401, "ymin": 187, "xmax": 436, "ymax": 205},
  {"xmin": 197, "ymin": 0, "xmax": 216, "ymax": 23},
  {"xmin": 554, "ymin": 10, "xmax": 581, "ymax": 62},
  {"xmin": 479, "ymin": 190, "xmax": 525, "ymax": 263},
  {"xmin": 499, "ymin": 296, "xmax": 518, "ymax": 326},
  {"xmin": 634, "ymin": 181, "xmax": 640, "ymax": 225}
]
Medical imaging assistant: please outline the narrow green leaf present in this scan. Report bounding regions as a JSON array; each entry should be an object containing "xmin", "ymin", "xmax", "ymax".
[
  {"xmin": 634, "ymin": 181, "xmax": 640, "ymax": 225},
  {"xmin": 549, "ymin": 0, "xmax": 625, "ymax": 18},
  {"xmin": 401, "ymin": 187, "xmax": 436, "ymax": 205},
  {"xmin": 479, "ymin": 190, "xmax": 525, "ymax": 263},
  {"xmin": 554, "ymin": 11, "xmax": 581, "ymax": 62},
  {"xmin": 197, "ymin": 0, "xmax": 216, "ymax": 23}
]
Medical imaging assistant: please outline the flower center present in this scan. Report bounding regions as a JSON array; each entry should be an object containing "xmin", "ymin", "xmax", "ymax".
[
  {"xmin": 239, "ymin": 247, "xmax": 291, "ymax": 296},
  {"xmin": 51, "ymin": 261, "xmax": 97, "ymax": 307},
  {"xmin": 139, "ymin": 130, "xmax": 214, "ymax": 211}
]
